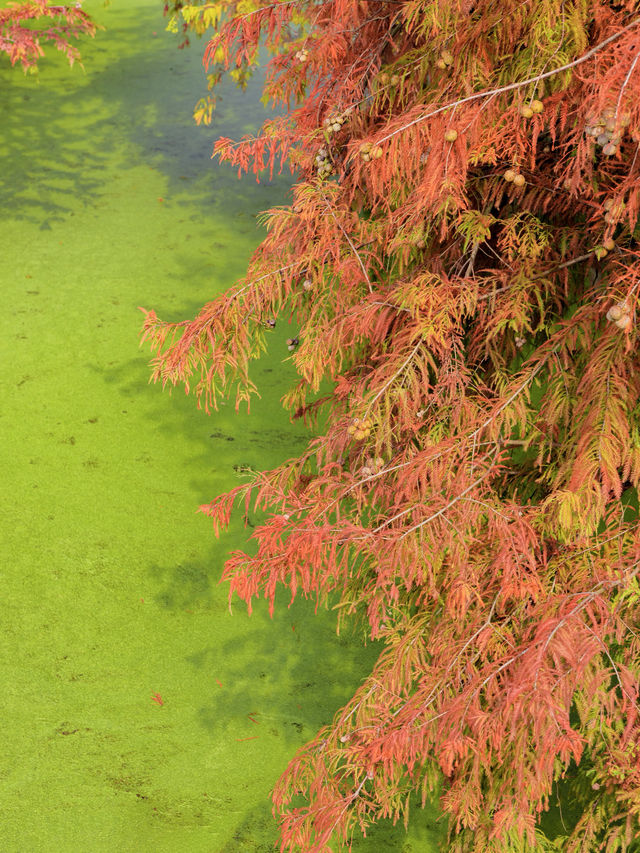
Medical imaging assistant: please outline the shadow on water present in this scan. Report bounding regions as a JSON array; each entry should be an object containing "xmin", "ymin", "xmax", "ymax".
[
  {"xmin": 0, "ymin": 4, "xmax": 289, "ymax": 228},
  {"xmin": 151, "ymin": 555, "xmax": 447, "ymax": 850},
  {"xmin": 1, "ymin": 3, "xmax": 448, "ymax": 849},
  {"xmin": 220, "ymin": 783, "xmax": 447, "ymax": 853}
]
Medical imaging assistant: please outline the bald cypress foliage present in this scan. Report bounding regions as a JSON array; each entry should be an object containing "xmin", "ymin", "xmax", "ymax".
[
  {"xmin": 1, "ymin": 2, "xmax": 95, "ymax": 71},
  {"xmin": 144, "ymin": 2, "xmax": 640, "ymax": 850}
]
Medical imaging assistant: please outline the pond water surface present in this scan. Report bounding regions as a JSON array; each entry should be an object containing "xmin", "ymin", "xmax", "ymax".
[{"xmin": 0, "ymin": 2, "xmax": 444, "ymax": 850}]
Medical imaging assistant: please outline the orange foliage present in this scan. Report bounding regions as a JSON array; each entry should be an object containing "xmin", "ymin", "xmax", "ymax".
[
  {"xmin": 0, "ymin": 1, "xmax": 96, "ymax": 71},
  {"xmin": 144, "ymin": 0, "xmax": 640, "ymax": 850}
]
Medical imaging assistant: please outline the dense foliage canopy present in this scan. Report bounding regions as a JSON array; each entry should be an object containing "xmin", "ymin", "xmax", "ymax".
[{"xmin": 145, "ymin": 1, "xmax": 640, "ymax": 850}]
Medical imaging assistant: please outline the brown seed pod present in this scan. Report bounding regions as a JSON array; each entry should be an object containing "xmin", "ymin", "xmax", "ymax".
[
  {"xmin": 521, "ymin": 106, "xmax": 534, "ymax": 118},
  {"xmin": 513, "ymin": 174, "xmax": 526, "ymax": 187},
  {"xmin": 441, "ymin": 50, "xmax": 453, "ymax": 66},
  {"xmin": 602, "ymin": 143, "xmax": 618, "ymax": 156},
  {"xmin": 503, "ymin": 169, "xmax": 516, "ymax": 182},
  {"xmin": 531, "ymin": 99, "xmax": 544, "ymax": 114},
  {"xmin": 615, "ymin": 314, "xmax": 633, "ymax": 331},
  {"xmin": 607, "ymin": 304, "xmax": 624, "ymax": 322},
  {"xmin": 371, "ymin": 145, "xmax": 383, "ymax": 158},
  {"xmin": 603, "ymin": 238, "xmax": 615, "ymax": 251},
  {"xmin": 435, "ymin": 58, "xmax": 447, "ymax": 70},
  {"xmin": 444, "ymin": 129, "xmax": 458, "ymax": 142}
]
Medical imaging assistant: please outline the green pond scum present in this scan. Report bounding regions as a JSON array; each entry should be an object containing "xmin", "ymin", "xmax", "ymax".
[{"xmin": 0, "ymin": 2, "xmax": 444, "ymax": 850}]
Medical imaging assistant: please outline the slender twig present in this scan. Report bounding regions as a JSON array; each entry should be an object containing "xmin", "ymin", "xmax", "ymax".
[{"xmin": 377, "ymin": 21, "xmax": 640, "ymax": 145}]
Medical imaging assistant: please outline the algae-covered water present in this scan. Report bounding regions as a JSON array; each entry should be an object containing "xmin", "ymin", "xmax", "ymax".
[{"xmin": 0, "ymin": 3, "xmax": 443, "ymax": 850}]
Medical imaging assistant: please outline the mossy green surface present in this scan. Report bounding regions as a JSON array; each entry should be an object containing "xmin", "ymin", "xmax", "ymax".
[{"xmin": 0, "ymin": 3, "xmax": 444, "ymax": 850}]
